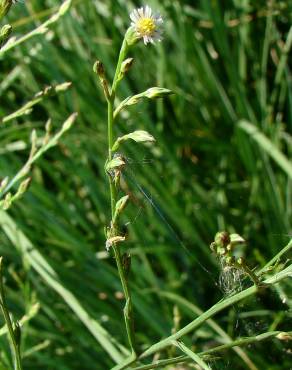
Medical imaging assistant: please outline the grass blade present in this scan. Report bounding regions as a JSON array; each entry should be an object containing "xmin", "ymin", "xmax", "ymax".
[
  {"xmin": 238, "ymin": 120, "xmax": 292, "ymax": 180},
  {"xmin": 0, "ymin": 210, "xmax": 128, "ymax": 364}
]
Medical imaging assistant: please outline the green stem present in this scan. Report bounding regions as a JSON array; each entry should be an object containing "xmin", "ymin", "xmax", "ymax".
[
  {"xmin": 173, "ymin": 340, "xmax": 211, "ymax": 370},
  {"xmin": 158, "ymin": 290, "xmax": 257, "ymax": 370},
  {"xmin": 0, "ymin": 259, "xmax": 23, "ymax": 370},
  {"xmin": 112, "ymin": 38, "xmax": 129, "ymax": 94},
  {"xmin": 139, "ymin": 268, "xmax": 289, "ymax": 359},
  {"xmin": 107, "ymin": 99, "xmax": 116, "ymax": 217},
  {"xmin": 258, "ymin": 239, "xmax": 292, "ymax": 275},
  {"xmin": 111, "ymin": 263, "xmax": 292, "ymax": 370},
  {"xmin": 0, "ymin": 0, "xmax": 72, "ymax": 57},
  {"xmin": 106, "ymin": 36, "xmax": 136, "ymax": 357},
  {"xmin": 0, "ymin": 113, "xmax": 77, "ymax": 199},
  {"xmin": 130, "ymin": 330, "xmax": 290, "ymax": 370},
  {"xmin": 241, "ymin": 264, "xmax": 261, "ymax": 286}
]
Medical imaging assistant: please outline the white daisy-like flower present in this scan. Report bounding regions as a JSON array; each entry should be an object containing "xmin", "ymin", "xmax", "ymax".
[{"xmin": 130, "ymin": 5, "xmax": 163, "ymax": 45}]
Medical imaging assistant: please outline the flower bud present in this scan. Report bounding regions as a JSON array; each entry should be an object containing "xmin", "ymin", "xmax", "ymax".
[
  {"xmin": 276, "ymin": 332, "xmax": 291, "ymax": 341},
  {"xmin": 93, "ymin": 60, "xmax": 110, "ymax": 100},
  {"xmin": 0, "ymin": 24, "xmax": 12, "ymax": 47},
  {"xmin": 230, "ymin": 233, "xmax": 245, "ymax": 246},
  {"xmin": 124, "ymin": 27, "xmax": 139, "ymax": 46},
  {"xmin": 214, "ymin": 231, "xmax": 230, "ymax": 248},
  {"xmin": 145, "ymin": 87, "xmax": 173, "ymax": 99},
  {"xmin": 93, "ymin": 60, "xmax": 105, "ymax": 79},
  {"xmin": 15, "ymin": 177, "xmax": 32, "ymax": 199},
  {"xmin": 105, "ymin": 235, "xmax": 125, "ymax": 251},
  {"xmin": 236, "ymin": 257, "xmax": 245, "ymax": 266},
  {"xmin": 0, "ymin": 177, "xmax": 9, "ymax": 192},
  {"xmin": 210, "ymin": 241, "xmax": 216, "ymax": 253},
  {"xmin": 225, "ymin": 256, "xmax": 235, "ymax": 266},
  {"xmin": 116, "ymin": 58, "xmax": 134, "ymax": 84},
  {"xmin": 62, "ymin": 112, "xmax": 78, "ymax": 132},
  {"xmin": 58, "ymin": 0, "xmax": 71, "ymax": 16},
  {"xmin": 0, "ymin": 0, "xmax": 12, "ymax": 19},
  {"xmin": 113, "ymin": 195, "xmax": 129, "ymax": 224},
  {"xmin": 2, "ymin": 192, "xmax": 12, "ymax": 210},
  {"xmin": 121, "ymin": 58, "xmax": 134, "ymax": 73},
  {"xmin": 226, "ymin": 243, "xmax": 233, "ymax": 252}
]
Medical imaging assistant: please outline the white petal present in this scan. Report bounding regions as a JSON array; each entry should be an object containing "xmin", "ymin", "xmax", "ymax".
[
  {"xmin": 130, "ymin": 11, "xmax": 138, "ymax": 22},
  {"xmin": 145, "ymin": 5, "xmax": 152, "ymax": 18},
  {"xmin": 138, "ymin": 7, "xmax": 144, "ymax": 17},
  {"xmin": 154, "ymin": 14, "xmax": 163, "ymax": 23},
  {"xmin": 133, "ymin": 9, "xmax": 141, "ymax": 20}
]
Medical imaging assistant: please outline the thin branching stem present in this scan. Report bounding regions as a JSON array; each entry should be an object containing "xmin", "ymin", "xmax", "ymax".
[
  {"xmin": 0, "ymin": 0, "xmax": 72, "ymax": 57},
  {"xmin": 111, "ymin": 263, "xmax": 292, "ymax": 370},
  {"xmin": 106, "ymin": 37, "xmax": 136, "ymax": 357},
  {"xmin": 130, "ymin": 330, "xmax": 291, "ymax": 370}
]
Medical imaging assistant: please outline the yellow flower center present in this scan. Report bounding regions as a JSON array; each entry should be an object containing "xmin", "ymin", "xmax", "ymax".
[{"xmin": 136, "ymin": 18, "xmax": 156, "ymax": 36}]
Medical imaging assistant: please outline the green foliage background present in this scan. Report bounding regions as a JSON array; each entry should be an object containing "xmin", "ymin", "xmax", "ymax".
[{"xmin": 0, "ymin": 0, "xmax": 291, "ymax": 369}]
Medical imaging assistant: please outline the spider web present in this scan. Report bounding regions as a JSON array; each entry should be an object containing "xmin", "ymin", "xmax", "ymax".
[
  {"xmin": 117, "ymin": 148, "xmax": 291, "ymax": 369},
  {"xmin": 121, "ymin": 152, "xmax": 215, "ymax": 279}
]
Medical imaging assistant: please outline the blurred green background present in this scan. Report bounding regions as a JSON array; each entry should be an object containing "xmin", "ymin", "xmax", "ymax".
[{"xmin": 0, "ymin": 0, "xmax": 291, "ymax": 369}]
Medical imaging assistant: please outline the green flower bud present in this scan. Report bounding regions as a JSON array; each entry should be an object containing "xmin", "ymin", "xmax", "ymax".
[
  {"xmin": 210, "ymin": 241, "xmax": 216, "ymax": 253},
  {"xmin": 124, "ymin": 27, "xmax": 139, "ymax": 46},
  {"xmin": 113, "ymin": 195, "xmax": 129, "ymax": 224},
  {"xmin": 2, "ymin": 192, "xmax": 12, "ymax": 210},
  {"xmin": 225, "ymin": 256, "xmax": 234, "ymax": 266},
  {"xmin": 218, "ymin": 246, "xmax": 227, "ymax": 256},
  {"xmin": 214, "ymin": 231, "xmax": 230, "ymax": 248},
  {"xmin": 15, "ymin": 177, "xmax": 31, "ymax": 198},
  {"xmin": 121, "ymin": 58, "xmax": 134, "ymax": 75},
  {"xmin": 0, "ymin": 177, "xmax": 8, "ymax": 192},
  {"xmin": 236, "ymin": 257, "xmax": 244, "ymax": 266},
  {"xmin": 116, "ymin": 58, "xmax": 134, "ymax": 83},
  {"xmin": 226, "ymin": 243, "xmax": 233, "ymax": 252},
  {"xmin": 0, "ymin": 24, "xmax": 12, "ymax": 47},
  {"xmin": 144, "ymin": 87, "xmax": 173, "ymax": 99},
  {"xmin": 93, "ymin": 60, "xmax": 105, "ymax": 79},
  {"xmin": 276, "ymin": 332, "xmax": 292, "ymax": 341},
  {"xmin": 93, "ymin": 60, "xmax": 110, "ymax": 100},
  {"xmin": 0, "ymin": 0, "xmax": 12, "ymax": 20}
]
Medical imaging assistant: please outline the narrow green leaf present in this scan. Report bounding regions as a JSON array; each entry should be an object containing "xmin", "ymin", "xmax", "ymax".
[
  {"xmin": 238, "ymin": 120, "xmax": 292, "ymax": 180},
  {"xmin": 173, "ymin": 341, "xmax": 212, "ymax": 370},
  {"xmin": 0, "ymin": 210, "xmax": 128, "ymax": 364}
]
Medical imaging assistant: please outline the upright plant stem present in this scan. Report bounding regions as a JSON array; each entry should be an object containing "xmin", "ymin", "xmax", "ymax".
[
  {"xmin": 0, "ymin": 258, "xmax": 23, "ymax": 370},
  {"xmin": 106, "ymin": 37, "xmax": 136, "ymax": 357},
  {"xmin": 108, "ymin": 98, "xmax": 116, "ymax": 216}
]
